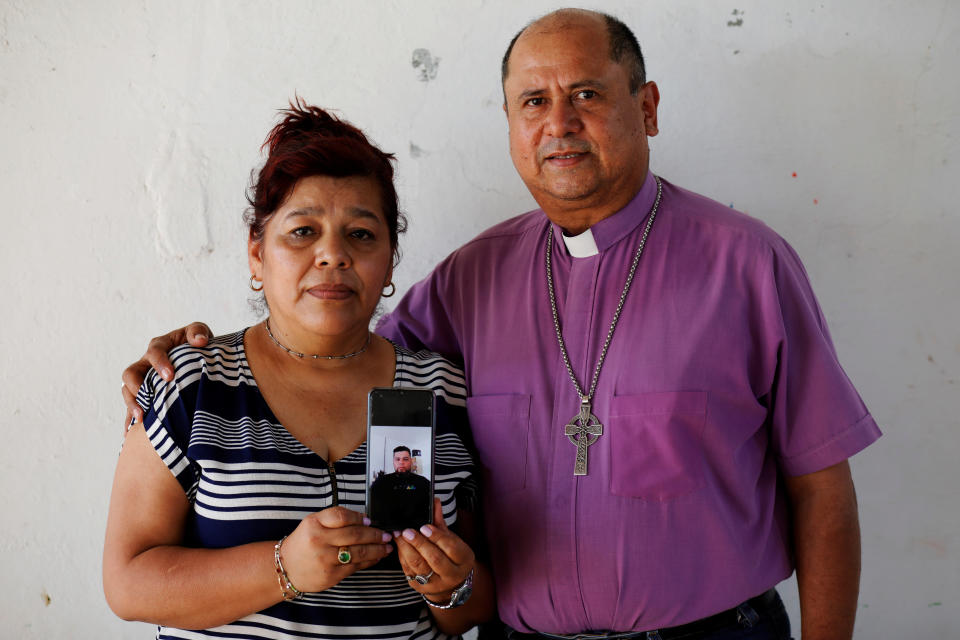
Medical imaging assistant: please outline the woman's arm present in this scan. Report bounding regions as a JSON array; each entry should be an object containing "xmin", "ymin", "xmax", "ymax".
[
  {"xmin": 102, "ymin": 425, "xmax": 278, "ymax": 627},
  {"xmin": 428, "ymin": 559, "xmax": 496, "ymax": 635},
  {"xmin": 394, "ymin": 500, "xmax": 496, "ymax": 635},
  {"xmin": 103, "ymin": 425, "xmax": 392, "ymax": 629}
]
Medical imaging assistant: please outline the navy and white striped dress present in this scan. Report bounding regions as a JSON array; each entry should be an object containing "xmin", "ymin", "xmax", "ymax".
[{"xmin": 136, "ymin": 329, "xmax": 476, "ymax": 640}]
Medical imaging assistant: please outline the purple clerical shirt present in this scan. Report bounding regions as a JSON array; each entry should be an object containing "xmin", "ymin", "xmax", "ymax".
[{"xmin": 377, "ymin": 173, "xmax": 880, "ymax": 633}]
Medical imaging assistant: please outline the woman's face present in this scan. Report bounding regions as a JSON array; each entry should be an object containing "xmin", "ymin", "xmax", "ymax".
[{"xmin": 249, "ymin": 174, "xmax": 393, "ymax": 341}]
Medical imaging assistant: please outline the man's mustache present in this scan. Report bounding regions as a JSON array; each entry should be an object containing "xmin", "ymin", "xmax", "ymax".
[{"xmin": 537, "ymin": 140, "xmax": 591, "ymax": 163}]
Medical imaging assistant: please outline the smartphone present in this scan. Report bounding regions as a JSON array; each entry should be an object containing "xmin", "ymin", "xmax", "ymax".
[{"xmin": 366, "ymin": 387, "xmax": 436, "ymax": 530}]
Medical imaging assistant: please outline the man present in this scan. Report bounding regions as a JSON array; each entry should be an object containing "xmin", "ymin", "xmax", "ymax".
[
  {"xmin": 124, "ymin": 9, "xmax": 880, "ymax": 639},
  {"xmin": 390, "ymin": 445, "xmax": 416, "ymax": 474},
  {"xmin": 370, "ymin": 446, "xmax": 432, "ymax": 529}
]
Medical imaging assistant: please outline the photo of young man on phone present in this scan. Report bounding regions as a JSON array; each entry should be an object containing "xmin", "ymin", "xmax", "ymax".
[{"xmin": 370, "ymin": 446, "xmax": 431, "ymax": 529}]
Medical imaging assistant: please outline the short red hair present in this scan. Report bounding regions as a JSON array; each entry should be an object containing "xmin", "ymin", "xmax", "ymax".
[{"xmin": 245, "ymin": 98, "xmax": 405, "ymax": 263}]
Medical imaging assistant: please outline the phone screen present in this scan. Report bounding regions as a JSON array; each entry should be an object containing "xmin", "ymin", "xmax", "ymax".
[{"xmin": 366, "ymin": 388, "xmax": 435, "ymax": 530}]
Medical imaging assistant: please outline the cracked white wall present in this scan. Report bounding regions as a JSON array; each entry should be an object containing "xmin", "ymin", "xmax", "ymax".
[{"xmin": 1, "ymin": 1, "xmax": 958, "ymax": 637}]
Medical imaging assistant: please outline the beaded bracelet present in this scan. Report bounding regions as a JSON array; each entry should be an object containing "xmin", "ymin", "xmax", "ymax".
[{"xmin": 274, "ymin": 536, "xmax": 304, "ymax": 601}]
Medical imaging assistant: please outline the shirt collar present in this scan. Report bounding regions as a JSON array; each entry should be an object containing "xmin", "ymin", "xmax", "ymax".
[
  {"xmin": 561, "ymin": 227, "xmax": 600, "ymax": 257},
  {"xmin": 552, "ymin": 171, "xmax": 659, "ymax": 257}
]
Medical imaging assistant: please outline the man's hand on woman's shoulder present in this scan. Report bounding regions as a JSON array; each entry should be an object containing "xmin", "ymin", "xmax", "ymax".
[{"xmin": 121, "ymin": 322, "xmax": 213, "ymax": 431}]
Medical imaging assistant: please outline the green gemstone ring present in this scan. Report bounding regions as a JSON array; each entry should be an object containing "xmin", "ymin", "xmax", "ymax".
[{"xmin": 337, "ymin": 547, "xmax": 351, "ymax": 564}]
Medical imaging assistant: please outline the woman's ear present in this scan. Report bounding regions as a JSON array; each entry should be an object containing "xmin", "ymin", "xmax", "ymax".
[
  {"xmin": 248, "ymin": 231, "xmax": 264, "ymax": 280},
  {"xmin": 383, "ymin": 263, "xmax": 394, "ymax": 289}
]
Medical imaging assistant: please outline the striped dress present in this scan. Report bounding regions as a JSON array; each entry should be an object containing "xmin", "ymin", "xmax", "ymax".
[{"xmin": 136, "ymin": 329, "xmax": 476, "ymax": 640}]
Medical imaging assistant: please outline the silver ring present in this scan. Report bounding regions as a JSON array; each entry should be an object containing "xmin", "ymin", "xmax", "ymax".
[{"xmin": 405, "ymin": 570, "xmax": 434, "ymax": 584}]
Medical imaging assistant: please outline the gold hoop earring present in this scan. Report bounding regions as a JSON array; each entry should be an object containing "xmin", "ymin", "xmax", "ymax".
[
  {"xmin": 382, "ymin": 282, "xmax": 396, "ymax": 298},
  {"xmin": 250, "ymin": 275, "xmax": 264, "ymax": 292}
]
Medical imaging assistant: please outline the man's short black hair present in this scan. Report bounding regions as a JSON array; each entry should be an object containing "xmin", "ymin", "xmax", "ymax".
[
  {"xmin": 501, "ymin": 11, "xmax": 646, "ymax": 96},
  {"xmin": 393, "ymin": 445, "xmax": 411, "ymax": 455}
]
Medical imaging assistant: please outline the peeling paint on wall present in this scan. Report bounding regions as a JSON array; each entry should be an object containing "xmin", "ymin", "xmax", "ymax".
[
  {"xmin": 144, "ymin": 130, "xmax": 214, "ymax": 259},
  {"xmin": 411, "ymin": 48, "xmax": 440, "ymax": 82}
]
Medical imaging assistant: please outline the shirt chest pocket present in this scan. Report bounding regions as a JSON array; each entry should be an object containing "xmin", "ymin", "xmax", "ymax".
[
  {"xmin": 466, "ymin": 394, "xmax": 530, "ymax": 495},
  {"xmin": 608, "ymin": 391, "xmax": 708, "ymax": 500}
]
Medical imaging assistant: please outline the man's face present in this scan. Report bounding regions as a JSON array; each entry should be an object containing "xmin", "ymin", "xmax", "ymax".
[
  {"xmin": 503, "ymin": 17, "xmax": 659, "ymax": 232},
  {"xmin": 393, "ymin": 450, "xmax": 412, "ymax": 473}
]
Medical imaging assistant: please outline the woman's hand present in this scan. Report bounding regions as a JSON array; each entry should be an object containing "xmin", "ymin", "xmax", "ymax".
[
  {"xmin": 281, "ymin": 507, "xmax": 394, "ymax": 593},
  {"xmin": 394, "ymin": 499, "xmax": 475, "ymax": 604}
]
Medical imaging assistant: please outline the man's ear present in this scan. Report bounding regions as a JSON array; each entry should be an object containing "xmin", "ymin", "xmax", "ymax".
[{"xmin": 640, "ymin": 81, "xmax": 660, "ymax": 137}]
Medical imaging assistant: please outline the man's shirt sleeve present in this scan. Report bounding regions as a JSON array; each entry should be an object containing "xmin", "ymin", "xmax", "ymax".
[
  {"xmin": 760, "ymin": 236, "xmax": 882, "ymax": 476},
  {"xmin": 377, "ymin": 256, "xmax": 464, "ymax": 364}
]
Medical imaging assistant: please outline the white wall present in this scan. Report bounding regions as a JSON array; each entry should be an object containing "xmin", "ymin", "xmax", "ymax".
[{"xmin": 1, "ymin": 1, "xmax": 957, "ymax": 637}]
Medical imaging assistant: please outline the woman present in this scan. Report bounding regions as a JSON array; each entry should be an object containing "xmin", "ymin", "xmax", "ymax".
[{"xmin": 103, "ymin": 101, "xmax": 493, "ymax": 638}]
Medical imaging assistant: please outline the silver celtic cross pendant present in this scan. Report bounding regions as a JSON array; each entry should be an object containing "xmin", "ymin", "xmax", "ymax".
[{"xmin": 565, "ymin": 401, "xmax": 603, "ymax": 476}]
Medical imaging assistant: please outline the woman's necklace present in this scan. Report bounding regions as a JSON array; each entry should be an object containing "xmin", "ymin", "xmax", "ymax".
[
  {"xmin": 545, "ymin": 175, "xmax": 662, "ymax": 476},
  {"xmin": 264, "ymin": 317, "xmax": 371, "ymax": 360}
]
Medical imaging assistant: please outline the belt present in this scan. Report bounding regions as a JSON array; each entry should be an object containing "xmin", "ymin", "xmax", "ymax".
[{"xmin": 507, "ymin": 589, "xmax": 779, "ymax": 640}]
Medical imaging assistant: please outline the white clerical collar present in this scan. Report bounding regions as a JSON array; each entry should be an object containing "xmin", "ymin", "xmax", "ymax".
[{"xmin": 561, "ymin": 227, "xmax": 599, "ymax": 258}]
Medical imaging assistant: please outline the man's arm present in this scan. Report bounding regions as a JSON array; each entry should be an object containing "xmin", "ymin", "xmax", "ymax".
[
  {"xmin": 376, "ymin": 259, "xmax": 463, "ymax": 362},
  {"xmin": 120, "ymin": 322, "xmax": 212, "ymax": 428},
  {"xmin": 784, "ymin": 460, "xmax": 861, "ymax": 640}
]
